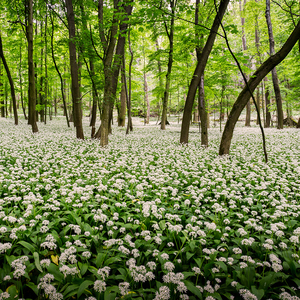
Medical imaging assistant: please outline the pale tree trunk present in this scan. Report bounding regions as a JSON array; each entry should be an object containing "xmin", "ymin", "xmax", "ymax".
[
  {"xmin": 0, "ymin": 34, "xmax": 18, "ymax": 125},
  {"xmin": 219, "ymin": 20, "xmax": 300, "ymax": 155},
  {"xmin": 180, "ymin": 0, "xmax": 230, "ymax": 144},
  {"xmin": 240, "ymin": 0, "xmax": 251, "ymax": 127},
  {"xmin": 155, "ymin": 39, "xmax": 164, "ymax": 122},
  {"xmin": 265, "ymin": 0, "xmax": 284, "ymax": 129},
  {"xmin": 255, "ymin": 15, "xmax": 261, "ymax": 125},
  {"xmin": 144, "ymin": 72, "xmax": 150, "ymax": 124},
  {"xmin": 27, "ymin": 0, "xmax": 38, "ymax": 133},
  {"xmin": 161, "ymin": 0, "xmax": 176, "ymax": 130},
  {"xmin": 66, "ymin": 0, "xmax": 84, "ymax": 139}
]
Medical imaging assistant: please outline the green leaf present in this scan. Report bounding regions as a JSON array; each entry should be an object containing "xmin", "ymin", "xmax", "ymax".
[
  {"xmin": 216, "ymin": 261, "xmax": 227, "ymax": 272},
  {"xmin": 159, "ymin": 220, "xmax": 166, "ymax": 230},
  {"xmin": 26, "ymin": 282, "xmax": 38, "ymax": 296},
  {"xmin": 104, "ymin": 256, "xmax": 122, "ymax": 266},
  {"xmin": 47, "ymin": 263, "xmax": 64, "ymax": 282},
  {"xmin": 33, "ymin": 252, "xmax": 43, "ymax": 273},
  {"xmin": 251, "ymin": 286, "xmax": 264, "ymax": 300},
  {"xmin": 96, "ymin": 252, "xmax": 106, "ymax": 268},
  {"xmin": 186, "ymin": 251, "xmax": 194, "ymax": 261},
  {"xmin": 184, "ymin": 281, "xmax": 202, "ymax": 298},
  {"xmin": 80, "ymin": 263, "xmax": 89, "ymax": 276},
  {"xmin": 77, "ymin": 280, "xmax": 94, "ymax": 298},
  {"xmin": 18, "ymin": 241, "xmax": 35, "ymax": 253}
]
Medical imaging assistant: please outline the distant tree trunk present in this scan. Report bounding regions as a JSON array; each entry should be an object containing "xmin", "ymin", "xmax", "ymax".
[
  {"xmin": 144, "ymin": 72, "xmax": 150, "ymax": 124},
  {"xmin": 265, "ymin": 0, "xmax": 283, "ymax": 129},
  {"xmin": 27, "ymin": 0, "xmax": 38, "ymax": 133},
  {"xmin": 66, "ymin": 0, "xmax": 84, "ymax": 139},
  {"xmin": 39, "ymin": 21, "xmax": 45, "ymax": 123},
  {"xmin": 19, "ymin": 44, "xmax": 27, "ymax": 120},
  {"xmin": 180, "ymin": 0, "xmax": 230, "ymax": 144},
  {"xmin": 0, "ymin": 61, "xmax": 4, "ymax": 118},
  {"xmin": 44, "ymin": 12, "xmax": 48, "ymax": 125},
  {"xmin": 0, "ymin": 36, "xmax": 17, "ymax": 124},
  {"xmin": 161, "ymin": 1, "xmax": 175, "ymax": 130},
  {"xmin": 50, "ymin": 13, "xmax": 69, "ymax": 127},
  {"xmin": 118, "ymin": 74, "xmax": 126, "ymax": 126},
  {"xmin": 89, "ymin": 61, "xmax": 98, "ymax": 137},
  {"xmin": 219, "ymin": 19, "xmax": 300, "ymax": 155},
  {"xmin": 265, "ymin": 80, "xmax": 271, "ymax": 127}
]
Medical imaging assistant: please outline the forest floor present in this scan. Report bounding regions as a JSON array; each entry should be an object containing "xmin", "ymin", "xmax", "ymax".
[{"xmin": 0, "ymin": 117, "xmax": 300, "ymax": 300}]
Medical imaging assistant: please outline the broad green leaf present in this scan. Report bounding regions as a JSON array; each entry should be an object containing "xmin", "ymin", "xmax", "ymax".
[
  {"xmin": 184, "ymin": 281, "xmax": 202, "ymax": 298},
  {"xmin": 18, "ymin": 241, "xmax": 35, "ymax": 253},
  {"xmin": 77, "ymin": 280, "xmax": 94, "ymax": 298}
]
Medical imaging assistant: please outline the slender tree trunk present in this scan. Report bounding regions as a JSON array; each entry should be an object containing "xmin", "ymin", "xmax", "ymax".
[
  {"xmin": 19, "ymin": 44, "xmax": 27, "ymax": 120},
  {"xmin": 126, "ymin": 28, "xmax": 133, "ymax": 134},
  {"xmin": 161, "ymin": 1, "xmax": 175, "ymax": 130},
  {"xmin": 66, "ymin": 0, "xmax": 84, "ymax": 139},
  {"xmin": 50, "ymin": 13, "xmax": 69, "ymax": 127},
  {"xmin": 27, "ymin": 0, "xmax": 38, "ymax": 132},
  {"xmin": 0, "ymin": 35, "xmax": 18, "ymax": 125},
  {"xmin": 0, "ymin": 61, "xmax": 4, "ymax": 118},
  {"xmin": 155, "ymin": 39, "xmax": 164, "ymax": 123},
  {"xmin": 219, "ymin": 19, "xmax": 300, "ymax": 155},
  {"xmin": 265, "ymin": 79, "xmax": 271, "ymax": 127},
  {"xmin": 89, "ymin": 61, "xmax": 98, "ymax": 136},
  {"xmin": 195, "ymin": 0, "xmax": 208, "ymax": 146},
  {"xmin": 118, "ymin": 73, "xmax": 126, "ymax": 126},
  {"xmin": 265, "ymin": 0, "xmax": 283, "ymax": 129},
  {"xmin": 144, "ymin": 72, "xmax": 150, "ymax": 124},
  {"xmin": 180, "ymin": 0, "xmax": 230, "ymax": 144},
  {"xmin": 44, "ymin": 12, "xmax": 48, "ymax": 125}
]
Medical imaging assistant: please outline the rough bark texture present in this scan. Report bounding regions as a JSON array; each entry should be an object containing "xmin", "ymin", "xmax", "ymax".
[
  {"xmin": 265, "ymin": 0, "xmax": 284, "ymax": 129},
  {"xmin": 180, "ymin": 0, "xmax": 230, "ymax": 144},
  {"xmin": 66, "ymin": 0, "xmax": 84, "ymax": 139},
  {"xmin": 27, "ymin": 0, "xmax": 38, "ymax": 133},
  {"xmin": 219, "ymin": 19, "xmax": 300, "ymax": 156},
  {"xmin": 0, "ymin": 35, "xmax": 18, "ymax": 125}
]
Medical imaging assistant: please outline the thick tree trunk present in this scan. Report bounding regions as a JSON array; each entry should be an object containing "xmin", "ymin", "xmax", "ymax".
[
  {"xmin": 265, "ymin": 0, "xmax": 283, "ymax": 129},
  {"xmin": 180, "ymin": 0, "xmax": 230, "ymax": 144},
  {"xmin": 0, "ymin": 35, "xmax": 18, "ymax": 125},
  {"xmin": 27, "ymin": 0, "xmax": 38, "ymax": 133},
  {"xmin": 66, "ymin": 0, "xmax": 84, "ymax": 139},
  {"xmin": 219, "ymin": 19, "xmax": 300, "ymax": 155}
]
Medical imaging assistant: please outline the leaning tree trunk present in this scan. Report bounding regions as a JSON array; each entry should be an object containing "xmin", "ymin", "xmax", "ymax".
[
  {"xmin": 219, "ymin": 19, "xmax": 300, "ymax": 156},
  {"xmin": 265, "ymin": 0, "xmax": 283, "ymax": 129},
  {"xmin": 66, "ymin": 0, "xmax": 84, "ymax": 139},
  {"xmin": 0, "ymin": 34, "xmax": 18, "ymax": 125},
  {"xmin": 27, "ymin": 0, "xmax": 38, "ymax": 133},
  {"xmin": 180, "ymin": 0, "xmax": 230, "ymax": 144}
]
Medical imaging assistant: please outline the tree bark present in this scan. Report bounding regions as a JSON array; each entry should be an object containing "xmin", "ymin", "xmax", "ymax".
[
  {"xmin": 118, "ymin": 74, "xmax": 126, "ymax": 126},
  {"xmin": 144, "ymin": 72, "xmax": 150, "ymax": 124},
  {"xmin": 66, "ymin": 0, "xmax": 84, "ymax": 139},
  {"xmin": 27, "ymin": 0, "xmax": 38, "ymax": 132},
  {"xmin": 180, "ymin": 0, "xmax": 230, "ymax": 144},
  {"xmin": 161, "ymin": 0, "xmax": 175, "ymax": 130},
  {"xmin": 0, "ymin": 35, "xmax": 18, "ymax": 125},
  {"xmin": 265, "ymin": 79, "xmax": 271, "ymax": 127},
  {"xmin": 265, "ymin": 0, "xmax": 283, "ymax": 129},
  {"xmin": 219, "ymin": 19, "xmax": 300, "ymax": 155},
  {"xmin": 126, "ymin": 28, "xmax": 133, "ymax": 134},
  {"xmin": 50, "ymin": 13, "xmax": 69, "ymax": 127}
]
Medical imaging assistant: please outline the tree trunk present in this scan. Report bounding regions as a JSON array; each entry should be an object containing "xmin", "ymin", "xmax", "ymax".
[
  {"xmin": 90, "ymin": 61, "xmax": 98, "ymax": 137},
  {"xmin": 27, "ymin": 0, "xmax": 38, "ymax": 133},
  {"xmin": 66, "ymin": 0, "xmax": 84, "ymax": 139},
  {"xmin": 219, "ymin": 19, "xmax": 300, "ymax": 155},
  {"xmin": 240, "ymin": 0, "xmax": 251, "ymax": 127},
  {"xmin": 265, "ymin": 0, "xmax": 283, "ymax": 129},
  {"xmin": 126, "ymin": 28, "xmax": 133, "ymax": 134},
  {"xmin": 19, "ymin": 44, "xmax": 27, "ymax": 120},
  {"xmin": 155, "ymin": 39, "xmax": 164, "ymax": 122},
  {"xmin": 118, "ymin": 73, "xmax": 126, "ymax": 126},
  {"xmin": 161, "ymin": 1, "xmax": 175, "ymax": 130},
  {"xmin": 180, "ymin": 0, "xmax": 230, "ymax": 144},
  {"xmin": 265, "ymin": 80, "xmax": 271, "ymax": 128},
  {"xmin": 0, "ymin": 35, "xmax": 18, "ymax": 125},
  {"xmin": 144, "ymin": 72, "xmax": 150, "ymax": 124},
  {"xmin": 50, "ymin": 13, "xmax": 69, "ymax": 127}
]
